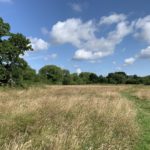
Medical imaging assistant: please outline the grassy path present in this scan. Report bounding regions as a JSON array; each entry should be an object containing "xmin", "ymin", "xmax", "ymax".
[{"xmin": 122, "ymin": 87, "xmax": 150, "ymax": 150}]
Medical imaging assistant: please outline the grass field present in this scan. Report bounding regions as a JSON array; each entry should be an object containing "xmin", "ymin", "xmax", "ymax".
[{"xmin": 0, "ymin": 85, "xmax": 149, "ymax": 150}]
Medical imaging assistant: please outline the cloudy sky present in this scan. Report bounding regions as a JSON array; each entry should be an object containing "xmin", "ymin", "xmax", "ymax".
[{"xmin": 0, "ymin": 0, "xmax": 150, "ymax": 76}]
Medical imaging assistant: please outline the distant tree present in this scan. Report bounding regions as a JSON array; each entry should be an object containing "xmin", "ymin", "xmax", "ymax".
[
  {"xmin": 107, "ymin": 72, "xmax": 127, "ymax": 84},
  {"xmin": 70, "ymin": 73, "xmax": 82, "ymax": 85},
  {"xmin": 99, "ymin": 75, "xmax": 108, "ymax": 84},
  {"xmin": 142, "ymin": 76, "xmax": 150, "ymax": 85},
  {"xmin": 23, "ymin": 65, "xmax": 37, "ymax": 82},
  {"xmin": 79, "ymin": 72, "xmax": 92, "ymax": 84},
  {"xmin": 0, "ymin": 17, "xmax": 33, "ymax": 86},
  {"xmin": 126, "ymin": 75, "xmax": 142, "ymax": 84},
  {"xmin": 89, "ymin": 73, "xmax": 99, "ymax": 84},
  {"xmin": 62, "ymin": 69, "xmax": 72, "ymax": 85},
  {"xmin": 39, "ymin": 65, "xmax": 63, "ymax": 84}
]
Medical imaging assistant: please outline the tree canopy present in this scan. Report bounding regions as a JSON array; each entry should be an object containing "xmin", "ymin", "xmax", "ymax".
[{"xmin": 0, "ymin": 17, "xmax": 33, "ymax": 86}]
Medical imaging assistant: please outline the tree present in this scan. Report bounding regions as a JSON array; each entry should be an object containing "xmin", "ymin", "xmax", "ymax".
[
  {"xmin": 39, "ymin": 65, "xmax": 63, "ymax": 84},
  {"xmin": 107, "ymin": 72, "xmax": 127, "ymax": 84},
  {"xmin": 79, "ymin": 72, "xmax": 92, "ymax": 84},
  {"xmin": 62, "ymin": 69, "xmax": 72, "ymax": 85},
  {"xmin": 22, "ymin": 65, "xmax": 37, "ymax": 82},
  {"xmin": 142, "ymin": 76, "xmax": 150, "ymax": 85},
  {"xmin": 126, "ymin": 75, "xmax": 142, "ymax": 84},
  {"xmin": 99, "ymin": 75, "xmax": 107, "ymax": 84},
  {"xmin": 0, "ymin": 17, "xmax": 33, "ymax": 86},
  {"xmin": 70, "ymin": 73, "xmax": 82, "ymax": 85},
  {"xmin": 89, "ymin": 73, "xmax": 99, "ymax": 84},
  {"xmin": 0, "ymin": 17, "xmax": 10, "ymax": 38}
]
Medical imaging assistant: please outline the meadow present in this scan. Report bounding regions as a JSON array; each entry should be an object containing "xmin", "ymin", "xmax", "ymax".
[{"xmin": 0, "ymin": 85, "xmax": 149, "ymax": 150}]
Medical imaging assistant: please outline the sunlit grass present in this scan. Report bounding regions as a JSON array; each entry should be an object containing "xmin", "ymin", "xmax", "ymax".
[{"xmin": 0, "ymin": 85, "xmax": 139, "ymax": 150}]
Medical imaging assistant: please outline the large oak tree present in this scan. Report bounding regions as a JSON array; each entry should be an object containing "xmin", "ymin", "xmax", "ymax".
[{"xmin": 0, "ymin": 17, "xmax": 33, "ymax": 85}]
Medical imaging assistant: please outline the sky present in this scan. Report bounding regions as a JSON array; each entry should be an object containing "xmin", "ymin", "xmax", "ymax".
[{"xmin": 0, "ymin": 0, "xmax": 150, "ymax": 76}]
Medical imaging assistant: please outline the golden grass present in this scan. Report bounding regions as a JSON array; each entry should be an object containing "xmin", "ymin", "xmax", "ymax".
[
  {"xmin": 132, "ymin": 86, "xmax": 150, "ymax": 100},
  {"xmin": 0, "ymin": 85, "xmax": 139, "ymax": 150}
]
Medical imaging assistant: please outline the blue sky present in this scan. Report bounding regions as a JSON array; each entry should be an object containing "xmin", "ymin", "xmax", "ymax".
[{"xmin": 1, "ymin": 0, "xmax": 150, "ymax": 76}]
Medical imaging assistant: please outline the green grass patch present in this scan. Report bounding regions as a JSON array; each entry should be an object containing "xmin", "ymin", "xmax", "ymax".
[{"xmin": 122, "ymin": 87, "xmax": 150, "ymax": 150}]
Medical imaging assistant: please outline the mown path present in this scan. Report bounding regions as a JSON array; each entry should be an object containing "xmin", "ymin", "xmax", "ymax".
[{"xmin": 122, "ymin": 87, "xmax": 150, "ymax": 150}]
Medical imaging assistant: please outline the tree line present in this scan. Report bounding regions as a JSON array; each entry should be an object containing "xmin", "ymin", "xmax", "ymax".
[
  {"xmin": 1, "ymin": 17, "xmax": 150, "ymax": 87},
  {"xmin": 38, "ymin": 66, "xmax": 150, "ymax": 85}
]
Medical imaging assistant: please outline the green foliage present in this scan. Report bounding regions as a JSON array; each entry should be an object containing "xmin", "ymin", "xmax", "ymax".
[
  {"xmin": 79, "ymin": 72, "xmax": 92, "ymax": 84},
  {"xmin": 62, "ymin": 69, "xmax": 72, "ymax": 85},
  {"xmin": 142, "ymin": 76, "xmax": 150, "ymax": 85},
  {"xmin": 126, "ymin": 75, "xmax": 143, "ymax": 84},
  {"xmin": 39, "ymin": 65, "xmax": 64, "ymax": 84},
  {"xmin": 89, "ymin": 73, "xmax": 99, "ymax": 84},
  {"xmin": 99, "ymin": 75, "xmax": 108, "ymax": 84},
  {"xmin": 0, "ymin": 17, "xmax": 33, "ymax": 86},
  {"xmin": 0, "ymin": 17, "xmax": 10, "ymax": 38},
  {"xmin": 70, "ymin": 73, "xmax": 83, "ymax": 85},
  {"xmin": 107, "ymin": 72, "xmax": 127, "ymax": 84}
]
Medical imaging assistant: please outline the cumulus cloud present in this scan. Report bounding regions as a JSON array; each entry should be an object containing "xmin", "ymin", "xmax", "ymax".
[
  {"xmin": 51, "ymin": 18, "xmax": 96, "ymax": 47},
  {"xmin": 99, "ymin": 13, "xmax": 126, "ymax": 25},
  {"xmin": 139, "ymin": 46, "xmax": 150, "ymax": 58},
  {"xmin": 73, "ymin": 49, "xmax": 109, "ymax": 60},
  {"xmin": 123, "ymin": 14, "xmax": 150, "ymax": 66},
  {"xmin": 51, "ymin": 15, "xmax": 132, "ymax": 60},
  {"xmin": 29, "ymin": 37, "xmax": 49, "ymax": 51},
  {"xmin": 70, "ymin": 3, "xmax": 82, "ymax": 12},
  {"xmin": 134, "ymin": 15, "xmax": 150, "ymax": 43},
  {"xmin": 49, "ymin": 13, "xmax": 150, "ymax": 63},
  {"xmin": 124, "ymin": 57, "xmax": 136, "ymax": 65},
  {"xmin": 123, "ymin": 15, "xmax": 150, "ymax": 65},
  {"xmin": 124, "ymin": 46, "xmax": 150, "ymax": 66}
]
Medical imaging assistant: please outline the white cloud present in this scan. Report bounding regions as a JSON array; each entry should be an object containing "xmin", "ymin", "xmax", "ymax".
[
  {"xmin": 124, "ymin": 57, "xmax": 136, "ymax": 65},
  {"xmin": 99, "ymin": 13, "xmax": 126, "ymax": 25},
  {"xmin": 76, "ymin": 68, "xmax": 82, "ymax": 74},
  {"xmin": 139, "ymin": 46, "xmax": 150, "ymax": 58},
  {"xmin": 51, "ymin": 15, "xmax": 132, "ymax": 61},
  {"xmin": 0, "ymin": 0, "xmax": 12, "ymax": 3},
  {"xmin": 70, "ymin": 3, "xmax": 82, "ymax": 12},
  {"xmin": 51, "ymin": 18, "xmax": 96, "ymax": 47},
  {"xmin": 124, "ymin": 46, "xmax": 150, "ymax": 66},
  {"xmin": 73, "ymin": 49, "xmax": 109, "ymax": 60},
  {"xmin": 29, "ymin": 37, "xmax": 49, "ymax": 51},
  {"xmin": 75, "ymin": 20, "xmax": 132, "ymax": 60},
  {"xmin": 74, "ymin": 49, "xmax": 93, "ymax": 60},
  {"xmin": 134, "ymin": 15, "xmax": 150, "ymax": 43}
]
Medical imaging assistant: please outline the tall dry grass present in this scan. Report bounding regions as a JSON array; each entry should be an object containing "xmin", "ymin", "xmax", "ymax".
[
  {"xmin": 132, "ymin": 86, "xmax": 150, "ymax": 100},
  {"xmin": 0, "ymin": 85, "xmax": 138, "ymax": 150}
]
